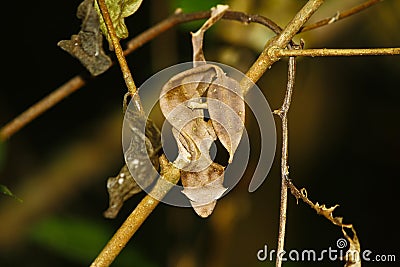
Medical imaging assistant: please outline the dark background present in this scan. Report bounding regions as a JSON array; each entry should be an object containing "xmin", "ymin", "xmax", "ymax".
[{"xmin": 0, "ymin": 0, "xmax": 399, "ymax": 266}]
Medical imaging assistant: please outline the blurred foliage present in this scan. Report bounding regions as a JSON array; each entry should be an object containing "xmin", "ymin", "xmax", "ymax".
[
  {"xmin": 0, "ymin": 184, "xmax": 22, "ymax": 203},
  {"xmin": 169, "ymin": 0, "xmax": 226, "ymax": 31},
  {"xmin": 0, "ymin": 144, "xmax": 22, "ymax": 202},
  {"xmin": 0, "ymin": 141, "xmax": 5, "ymax": 170},
  {"xmin": 169, "ymin": 0, "xmax": 225, "ymax": 13},
  {"xmin": 30, "ymin": 216, "xmax": 156, "ymax": 267}
]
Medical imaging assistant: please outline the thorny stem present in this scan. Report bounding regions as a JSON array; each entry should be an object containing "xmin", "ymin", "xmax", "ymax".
[
  {"xmin": 0, "ymin": 0, "xmax": 385, "ymax": 141},
  {"xmin": 286, "ymin": 179, "xmax": 353, "ymax": 229},
  {"xmin": 96, "ymin": 0, "xmax": 138, "ymax": 98},
  {"xmin": 273, "ymin": 57, "xmax": 296, "ymax": 267}
]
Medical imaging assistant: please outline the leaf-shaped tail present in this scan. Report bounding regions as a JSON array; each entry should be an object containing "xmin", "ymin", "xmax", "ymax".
[{"xmin": 181, "ymin": 162, "xmax": 227, "ymax": 218}]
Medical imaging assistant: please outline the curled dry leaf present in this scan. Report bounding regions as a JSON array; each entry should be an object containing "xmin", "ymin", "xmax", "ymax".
[
  {"xmin": 104, "ymin": 97, "xmax": 161, "ymax": 219},
  {"xmin": 124, "ymin": 98, "xmax": 161, "ymax": 189},
  {"xmin": 58, "ymin": 0, "xmax": 112, "ymax": 76},
  {"xmin": 103, "ymin": 165, "xmax": 141, "ymax": 219}
]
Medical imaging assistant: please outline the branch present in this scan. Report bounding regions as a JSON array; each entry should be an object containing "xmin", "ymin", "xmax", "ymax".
[
  {"xmin": 0, "ymin": 76, "xmax": 85, "ymax": 141},
  {"xmin": 301, "ymin": 0, "xmax": 383, "ymax": 32},
  {"xmin": 90, "ymin": 156, "xmax": 180, "ymax": 267},
  {"xmin": 273, "ymin": 56, "xmax": 296, "ymax": 267},
  {"xmin": 96, "ymin": 0, "xmax": 137, "ymax": 97},
  {"xmin": 270, "ymin": 47, "xmax": 400, "ymax": 57}
]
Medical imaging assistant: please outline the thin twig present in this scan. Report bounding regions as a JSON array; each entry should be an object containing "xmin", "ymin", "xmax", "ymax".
[
  {"xmin": 301, "ymin": 0, "xmax": 383, "ymax": 32},
  {"xmin": 0, "ymin": 76, "xmax": 85, "ymax": 141},
  {"xmin": 270, "ymin": 47, "xmax": 400, "ymax": 57},
  {"xmin": 97, "ymin": 0, "xmax": 137, "ymax": 97},
  {"xmin": 124, "ymin": 10, "xmax": 209, "ymax": 55},
  {"xmin": 273, "ymin": 56, "xmax": 297, "ymax": 267}
]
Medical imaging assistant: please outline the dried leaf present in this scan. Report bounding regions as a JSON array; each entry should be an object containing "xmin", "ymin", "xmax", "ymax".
[
  {"xmin": 58, "ymin": 0, "xmax": 112, "ymax": 76},
  {"xmin": 313, "ymin": 203, "xmax": 352, "ymax": 228},
  {"xmin": 343, "ymin": 228, "xmax": 361, "ymax": 267},
  {"xmin": 103, "ymin": 165, "xmax": 141, "ymax": 219},
  {"xmin": 94, "ymin": 0, "xmax": 143, "ymax": 49},
  {"xmin": 124, "ymin": 100, "xmax": 161, "ymax": 185},
  {"xmin": 104, "ymin": 97, "xmax": 161, "ymax": 219}
]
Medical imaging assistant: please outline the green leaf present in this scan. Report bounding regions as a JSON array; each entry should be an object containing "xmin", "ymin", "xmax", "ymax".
[
  {"xmin": 30, "ymin": 216, "xmax": 156, "ymax": 266},
  {"xmin": 95, "ymin": 0, "xmax": 143, "ymax": 48},
  {"xmin": 0, "ymin": 184, "xmax": 23, "ymax": 203}
]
